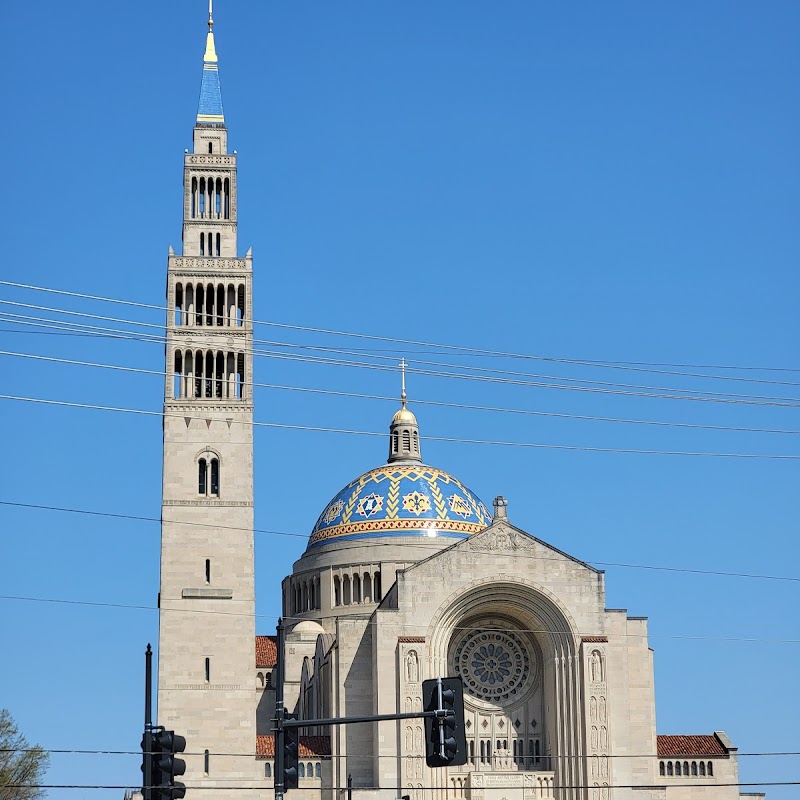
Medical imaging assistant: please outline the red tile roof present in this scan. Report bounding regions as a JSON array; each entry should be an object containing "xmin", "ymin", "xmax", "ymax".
[
  {"xmin": 657, "ymin": 735, "xmax": 727, "ymax": 757},
  {"xmin": 582, "ymin": 637, "xmax": 608, "ymax": 643},
  {"xmin": 256, "ymin": 735, "xmax": 332, "ymax": 758},
  {"xmin": 398, "ymin": 637, "xmax": 425, "ymax": 643},
  {"xmin": 256, "ymin": 636, "xmax": 277, "ymax": 668}
]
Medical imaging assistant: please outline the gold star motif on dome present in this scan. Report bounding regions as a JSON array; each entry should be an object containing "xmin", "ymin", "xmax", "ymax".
[
  {"xmin": 324, "ymin": 500, "xmax": 344, "ymax": 524},
  {"xmin": 357, "ymin": 493, "xmax": 384, "ymax": 517},
  {"xmin": 448, "ymin": 494, "xmax": 473, "ymax": 518},
  {"xmin": 402, "ymin": 491, "xmax": 431, "ymax": 515}
]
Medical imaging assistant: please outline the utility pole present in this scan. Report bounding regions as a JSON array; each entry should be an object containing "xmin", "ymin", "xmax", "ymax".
[
  {"xmin": 141, "ymin": 644, "xmax": 153, "ymax": 800},
  {"xmin": 274, "ymin": 618, "xmax": 286, "ymax": 800}
]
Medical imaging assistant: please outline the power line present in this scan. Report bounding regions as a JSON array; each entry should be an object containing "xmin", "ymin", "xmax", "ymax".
[
  {"xmin": 2, "ymin": 278, "xmax": 799, "ymax": 376},
  {"xmin": 6, "ymin": 302, "xmax": 800, "ymax": 406},
  {"xmin": 3, "ymin": 393, "xmax": 800, "ymax": 459},
  {"xmin": 3, "ymin": 499, "xmax": 800, "ymax": 584},
  {"xmin": 2, "ymin": 592, "xmax": 799, "ymax": 644},
  {"xmin": 2, "ymin": 746, "xmax": 798, "ymax": 759},
  {"xmin": 3, "ymin": 348, "xmax": 799, "ymax": 436},
  {"xmin": 3, "ymin": 781, "xmax": 797, "ymax": 791}
]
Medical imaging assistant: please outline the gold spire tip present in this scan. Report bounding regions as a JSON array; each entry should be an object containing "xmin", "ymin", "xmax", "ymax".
[
  {"xmin": 208, "ymin": 0, "xmax": 214, "ymax": 29},
  {"xmin": 400, "ymin": 358, "xmax": 407, "ymax": 407}
]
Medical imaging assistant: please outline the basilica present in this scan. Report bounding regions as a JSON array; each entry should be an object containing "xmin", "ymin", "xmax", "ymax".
[{"xmin": 154, "ymin": 7, "xmax": 763, "ymax": 800}]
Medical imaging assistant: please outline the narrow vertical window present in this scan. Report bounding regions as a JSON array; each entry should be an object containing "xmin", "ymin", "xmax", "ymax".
[
  {"xmin": 205, "ymin": 559, "xmax": 211, "ymax": 584},
  {"xmin": 659, "ymin": 761, "xmax": 665, "ymax": 776},
  {"xmin": 191, "ymin": 178, "xmax": 197, "ymax": 218},
  {"xmin": 333, "ymin": 576, "xmax": 341, "ymax": 606},
  {"xmin": 204, "ymin": 657, "xmax": 210, "ymax": 682},
  {"xmin": 210, "ymin": 459, "xmax": 220, "ymax": 496},
  {"xmin": 204, "ymin": 750, "xmax": 210, "ymax": 774},
  {"xmin": 173, "ymin": 351, "xmax": 183, "ymax": 399},
  {"xmin": 224, "ymin": 178, "xmax": 230, "ymax": 218},
  {"xmin": 315, "ymin": 763, "xmax": 321, "ymax": 778},
  {"xmin": 208, "ymin": 142, "xmax": 213, "ymax": 154},
  {"xmin": 175, "ymin": 283, "xmax": 184, "ymax": 326},
  {"xmin": 198, "ymin": 459, "xmax": 207, "ymax": 495},
  {"xmin": 200, "ymin": 232, "xmax": 205, "ymax": 256},
  {"xmin": 216, "ymin": 232, "xmax": 221, "ymax": 256},
  {"xmin": 402, "ymin": 429, "xmax": 411, "ymax": 452},
  {"xmin": 374, "ymin": 572, "xmax": 381, "ymax": 601},
  {"xmin": 699, "ymin": 762, "xmax": 706, "ymax": 776},
  {"xmin": 691, "ymin": 762, "xmax": 697, "ymax": 776},
  {"xmin": 265, "ymin": 763, "xmax": 271, "ymax": 778},
  {"xmin": 707, "ymin": 762, "xmax": 713, "ymax": 776}
]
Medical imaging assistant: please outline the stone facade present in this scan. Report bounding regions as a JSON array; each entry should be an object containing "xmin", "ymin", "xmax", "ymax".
[{"xmin": 156, "ymin": 11, "xmax": 765, "ymax": 800}]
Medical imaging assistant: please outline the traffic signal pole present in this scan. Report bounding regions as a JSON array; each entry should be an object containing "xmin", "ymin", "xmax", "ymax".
[
  {"xmin": 274, "ymin": 618, "xmax": 286, "ymax": 800},
  {"xmin": 274, "ymin": 618, "xmax": 463, "ymax": 796},
  {"xmin": 143, "ymin": 644, "xmax": 153, "ymax": 800}
]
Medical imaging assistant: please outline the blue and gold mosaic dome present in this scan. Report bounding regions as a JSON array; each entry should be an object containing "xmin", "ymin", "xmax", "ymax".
[{"xmin": 309, "ymin": 464, "xmax": 492, "ymax": 548}]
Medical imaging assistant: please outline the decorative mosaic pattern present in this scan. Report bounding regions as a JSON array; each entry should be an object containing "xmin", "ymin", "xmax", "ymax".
[
  {"xmin": 451, "ymin": 630, "xmax": 534, "ymax": 704},
  {"xmin": 309, "ymin": 464, "xmax": 491, "ymax": 547}
]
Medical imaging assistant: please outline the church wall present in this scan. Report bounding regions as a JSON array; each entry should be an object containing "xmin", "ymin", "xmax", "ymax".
[{"xmin": 335, "ymin": 616, "xmax": 377, "ymax": 789}]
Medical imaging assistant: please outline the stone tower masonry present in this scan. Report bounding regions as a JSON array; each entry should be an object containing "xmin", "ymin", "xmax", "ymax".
[{"xmin": 157, "ymin": 6, "xmax": 256, "ymax": 797}]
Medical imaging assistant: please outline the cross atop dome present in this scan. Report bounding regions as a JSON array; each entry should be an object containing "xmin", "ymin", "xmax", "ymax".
[{"xmin": 388, "ymin": 358, "xmax": 421, "ymax": 463}]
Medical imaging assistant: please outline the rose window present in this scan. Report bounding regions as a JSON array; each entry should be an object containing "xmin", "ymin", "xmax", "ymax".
[{"xmin": 451, "ymin": 629, "xmax": 535, "ymax": 704}]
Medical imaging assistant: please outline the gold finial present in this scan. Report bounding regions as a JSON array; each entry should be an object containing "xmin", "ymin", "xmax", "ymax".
[
  {"xmin": 203, "ymin": 0, "xmax": 218, "ymax": 63},
  {"xmin": 400, "ymin": 358, "xmax": 407, "ymax": 407}
]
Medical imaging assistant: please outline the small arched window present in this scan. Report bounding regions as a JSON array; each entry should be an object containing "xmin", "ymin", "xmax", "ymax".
[
  {"xmin": 298, "ymin": 763, "xmax": 305, "ymax": 779},
  {"xmin": 683, "ymin": 762, "xmax": 689, "ymax": 776},
  {"xmin": 306, "ymin": 763, "xmax": 313, "ymax": 776},
  {"xmin": 315, "ymin": 763, "xmax": 321, "ymax": 778},
  {"xmin": 707, "ymin": 762, "xmax": 713, "ymax": 776},
  {"xmin": 699, "ymin": 762, "xmax": 706, "ymax": 776},
  {"xmin": 198, "ymin": 459, "xmax": 208, "ymax": 495},
  {"xmin": 264, "ymin": 762, "xmax": 272, "ymax": 778},
  {"xmin": 333, "ymin": 575, "xmax": 341, "ymax": 606},
  {"xmin": 200, "ymin": 232, "xmax": 205, "ymax": 256},
  {"xmin": 402, "ymin": 429, "xmax": 411, "ymax": 452},
  {"xmin": 691, "ymin": 762, "xmax": 697, "ymax": 776},
  {"xmin": 675, "ymin": 761, "xmax": 681, "ymax": 776},
  {"xmin": 204, "ymin": 750, "xmax": 210, "ymax": 775},
  {"xmin": 659, "ymin": 761, "xmax": 665, "ymax": 776},
  {"xmin": 667, "ymin": 762, "xmax": 673, "ymax": 776}
]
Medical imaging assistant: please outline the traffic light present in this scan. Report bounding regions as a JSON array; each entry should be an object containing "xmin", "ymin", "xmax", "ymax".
[
  {"xmin": 422, "ymin": 677, "xmax": 467, "ymax": 768},
  {"xmin": 151, "ymin": 729, "xmax": 187, "ymax": 800},
  {"xmin": 283, "ymin": 713, "xmax": 299, "ymax": 791}
]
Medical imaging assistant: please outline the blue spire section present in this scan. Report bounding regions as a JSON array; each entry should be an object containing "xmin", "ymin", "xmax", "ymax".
[
  {"xmin": 197, "ymin": 64, "xmax": 225, "ymax": 123},
  {"xmin": 196, "ymin": 19, "xmax": 224, "ymax": 125}
]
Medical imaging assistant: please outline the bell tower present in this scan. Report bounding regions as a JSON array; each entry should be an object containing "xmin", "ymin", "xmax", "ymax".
[{"xmin": 158, "ymin": 3, "xmax": 256, "ymax": 796}]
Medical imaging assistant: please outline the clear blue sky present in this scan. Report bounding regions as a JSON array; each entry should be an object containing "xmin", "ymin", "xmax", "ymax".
[{"xmin": 1, "ymin": 0, "xmax": 798, "ymax": 797}]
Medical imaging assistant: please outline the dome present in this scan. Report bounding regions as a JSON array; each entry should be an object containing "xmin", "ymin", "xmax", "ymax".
[
  {"xmin": 391, "ymin": 406, "xmax": 418, "ymax": 425},
  {"xmin": 290, "ymin": 620, "xmax": 325, "ymax": 635},
  {"xmin": 309, "ymin": 463, "xmax": 492, "ymax": 548}
]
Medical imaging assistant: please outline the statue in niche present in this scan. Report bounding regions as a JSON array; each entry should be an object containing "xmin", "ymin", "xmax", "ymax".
[
  {"xmin": 415, "ymin": 758, "xmax": 422, "ymax": 779},
  {"xmin": 601, "ymin": 784, "xmax": 608, "ymax": 800},
  {"xmin": 591, "ymin": 756, "xmax": 598, "ymax": 777},
  {"xmin": 591, "ymin": 726, "xmax": 598, "ymax": 750},
  {"xmin": 600, "ymin": 726, "xmax": 608, "ymax": 750},
  {"xmin": 405, "ymin": 726, "xmax": 413, "ymax": 751},
  {"xmin": 592, "ymin": 785, "xmax": 600, "ymax": 800},
  {"xmin": 590, "ymin": 650, "xmax": 603, "ymax": 682},
  {"xmin": 599, "ymin": 696, "xmax": 607, "ymax": 722},
  {"xmin": 406, "ymin": 758, "xmax": 413, "ymax": 779},
  {"xmin": 406, "ymin": 650, "xmax": 419, "ymax": 684},
  {"xmin": 590, "ymin": 697, "xmax": 597, "ymax": 721},
  {"xmin": 601, "ymin": 756, "xmax": 608, "ymax": 778},
  {"xmin": 414, "ymin": 726, "xmax": 423, "ymax": 753},
  {"xmin": 405, "ymin": 697, "xmax": 413, "ymax": 713}
]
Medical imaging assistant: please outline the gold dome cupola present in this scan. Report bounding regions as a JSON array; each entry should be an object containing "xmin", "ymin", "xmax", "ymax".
[{"xmin": 388, "ymin": 359, "xmax": 422, "ymax": 464}]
